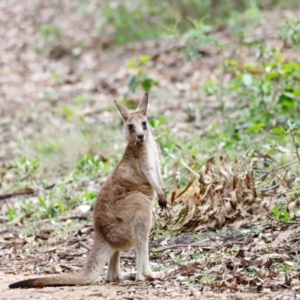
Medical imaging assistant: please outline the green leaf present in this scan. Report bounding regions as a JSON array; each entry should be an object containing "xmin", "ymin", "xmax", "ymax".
[
  {"xmin": 272, "ymin": 127, "xmax": 284, "ymax": 135},
  {"xmin": 128, "ymin": 75, "xmax": 139, "ymax": 92},
  {"xmin": 246, "ymin": 123, "xmax": 265, "ymax": 132},
  {"xmin": 39, "ymin": 198, "xmax": 47, "ymax": 208},
  {"xmin": 73, "ymin": 93, "xmax": 89, "ymax": 103},
  {"xmin": 61, "ymin": 106, "xmax": 75, "ymax": 120},
  {"xmin": 127, "ymin": 59, "xmax": 138, "ymax": 68},
  {"xmin": 242, "ymin": 73, "xmax": 253, "ymax": 87},
  {"xmin": 287, "ymin": 119, "xmax": 296, "ymax": 130},
  {"xmin": 287, "ymin": 61, "xmax": 300, "ymax": 73},
  {"xmin": 272, "ymin": 206, "xmax": 280, "ymax": 218},
  {"xmin": 141, "ymin": 76, "xmax": 158, "ymax": 92},
  {"xmin": 293, "ymin": 89, "xmax": 300, "ymax": 96},
  {"xmin": 139, "ymin": 55, "xmax": 152, "ymax": 63},
  {"xmin": 282, "ymin": 210, "xmax": 291, "ymax": 221}
]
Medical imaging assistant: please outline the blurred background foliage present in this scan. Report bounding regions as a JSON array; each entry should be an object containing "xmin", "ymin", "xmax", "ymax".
[
  {"xmin": 97, "ymin": 0, "xmax": 297, "ymax": 45},
  {"xmin": 1, "ymin": 0, "xmax": 300, "ymax": 224}
]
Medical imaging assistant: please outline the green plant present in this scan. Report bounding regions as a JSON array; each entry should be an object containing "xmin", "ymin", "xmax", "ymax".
[
  {"xmin": 51, "ymin": 71, "xmax": 64, "ymax": 84},
  {"xmin": 73, "ymin": 93, "xmax": 90, "ymax": 104},
  {"xmin": 280, "ymin": 20, "xmax": 300, "ymax": 48},
  {"xmin": 286, "ymin": 120, "xmax": 300, "ymax": 160},
  {"xmin": 181, "ymin": 17, "xmax": 218, "ymax": 61},
  {"xmin": 195, "ymin": 275, "xmax": 216, "ymax": 285},
  {"xmin": 228, "ymin": 2, "xmax": 262, "ymax": 41},
  {"xmin": 7, "ymin": 206, "xmax": 17, "ymax": 221},
  {"xmin": 101, "ymin": 2, "xmax": 174, "ymax": 45},
  {"xmin": 83, "ymin": 190, "xmax": 97, "ymax": 203},
  {"xmin": 127, "ymin": 55, "xmax": 159, "ymax": 93},
  {"xmin": 245, "ymin": 266, "xmax": 258, "ymax": 276},
  {"xmin": 35, "ymin": 25, "xmax": 62, "ymax": 53},
  {"xmin": 77, "ymin": 1, "xmax": 95, "ymax": 15},
  {"xmin": 35, "ymin": 140, "xmax": 61, "ymax": 154},
  {"xmin": 272, "ymin": 206, "xmax": 293, "ymax": 221},
  {"xmin": 100, "ymin": 0, "xmax": 295, "ymax": 47},
  {"xmin": 14, "ymin": 157, "xmax": 40, "ymax": 178},
  {"xmin": 38, "ymin": 197, "xmax": 64, "ymax": 219},
  {"xmin": 220, "ymin": 43, "xmax": 300, "ymax": 134},
  {"xmin": 74, "ymin": 154, "xmax": 110, "ymax": 178}
]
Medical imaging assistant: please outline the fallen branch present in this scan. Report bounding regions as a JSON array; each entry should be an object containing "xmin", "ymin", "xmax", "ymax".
[
  {"xmin": 0, "ymin": 189, "xmax": 35, "ymax": 201},
  {"xmin": 78, "ymin": 240, "xmax": 91, "ymax": 251},
  {"xmin": 151, "ymin": 241, "xmax": 212, "ymax": 253},
  {"xmin": 174, "ymin": 179, "xmax": 194, "ymax": 201},
  {"xmin": 289, "ymin": 129, "xmax": 300, "ymax": 167},
  {"xmin": 273, "ymin": 159, "xmax": 299, "ymax": 171}
]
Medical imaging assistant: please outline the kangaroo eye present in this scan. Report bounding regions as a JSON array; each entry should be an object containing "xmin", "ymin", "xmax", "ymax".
[
  {"xmin": 128, "ymin": 124, "xmax": 134, "ymax": 131},
  {"xmin": 142, "ymin": 121, "xmax": 147, "ymax": 129}
]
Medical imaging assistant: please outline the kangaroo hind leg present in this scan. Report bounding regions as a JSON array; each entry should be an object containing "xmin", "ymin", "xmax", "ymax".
[
  {"xmin": 106, "ymin": 251, "xmax": 136, "ymax": 282},
  {"xmin": 73, "ymin": 232, "xmax": 115, "ymax": 285},
  {"xmin": 106, "ymin": 251, "xmax": 121, "ymax": 282}
]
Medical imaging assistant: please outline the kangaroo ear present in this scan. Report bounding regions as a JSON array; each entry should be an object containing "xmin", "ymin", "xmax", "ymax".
[
  {"xmin": 114, "ymin": 100, "xmax": 129, "ymax": 121},
  {"xmin": 136, "ymin": 93, "xmax": 148, "ymax": 116}
]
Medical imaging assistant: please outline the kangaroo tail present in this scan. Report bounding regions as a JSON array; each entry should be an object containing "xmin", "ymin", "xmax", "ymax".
[{"xmin": 9, "ymin": 234, "xmax": 113, "ymax": 288}]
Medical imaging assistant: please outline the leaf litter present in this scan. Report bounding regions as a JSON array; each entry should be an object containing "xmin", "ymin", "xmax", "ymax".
[
  {"xmin": 148, "ymin": 153, "xmax": 300, "ymax": 296},
  {"xmin": 1, "ymin": 0, "xmax": 300, "ymax": 299},
  {"xmin": 163, "ymin": 155, "xmax": 300, "ymax": 231}
]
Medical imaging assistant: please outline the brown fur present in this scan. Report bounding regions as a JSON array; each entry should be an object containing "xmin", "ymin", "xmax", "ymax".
[{"xmin": 9, "ymin": 93, "xmax": 167, "ymax": 289}]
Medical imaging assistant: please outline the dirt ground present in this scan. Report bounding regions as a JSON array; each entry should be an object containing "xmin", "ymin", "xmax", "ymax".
[
  {"xmin": 1, "ymin": 1, "xmax": 300, "ymax": 300},
  {"xmin": 0, "ymin": 272, "xmax": 221, "ymax": 300},
  {"xmin": 1, "ymin": 272, "xmax": 125, "ymax": 300},
  {"xmin": 2, "ymin": 271, "xmax": 299, "ymax": 300}
]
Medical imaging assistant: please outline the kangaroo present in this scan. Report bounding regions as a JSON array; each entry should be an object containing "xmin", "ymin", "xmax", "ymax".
[{"xmin": 9, "ymin": 93, "xmax": 167, "ymax": 289}]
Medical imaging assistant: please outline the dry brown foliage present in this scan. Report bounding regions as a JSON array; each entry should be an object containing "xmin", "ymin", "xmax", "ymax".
[{"xmin": 160, "ymin": 155, "xmax": 300, "ymax": 232}]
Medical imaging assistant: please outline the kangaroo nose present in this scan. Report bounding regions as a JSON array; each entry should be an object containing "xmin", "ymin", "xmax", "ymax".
[{"xmin": 137, "ymin": 134, "xmax": 144, "ymax": 140}]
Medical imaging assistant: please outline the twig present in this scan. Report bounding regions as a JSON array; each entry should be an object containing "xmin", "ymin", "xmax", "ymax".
[
  {"xmin": 254, "ymin": 169, "xmax": 280, "ymax": 183},
  {"xmin": 289, "ymin": 129, "xmax": 300, "ymax": 166},
  {"xmin": 257, "ymin": 184, "xmax": 279, "ymax": 192},
  {"xmin": 288, "ymin": 237, "xmax": 300, "ymax": 243},
  {"xmin": 0, "ymin": 190, "xmax": 35, "ymax": 201},
  {"xmin": 180, "ymin": 158, "xmax": 199, "ymax": 179},
  {"xmin": 266, "ymin": 214, "xmax": 300, "ymax": 225},
  {"xmin": 78, "ymin": 240, "xmax": 91, "ymax": 251},
  {"xmin": 194, "ymin": 110, "xmax": 201, "ymax": 129},
  {"xmin": 119, "ymin": 281, "xmax": 144, "ymax": 287},
  {"xmin": 24, "ymin": 214, "xmax": 91, "ymax": 227},
  {"xmin": 174, "ymin": 179, "xmax": 194, "ymax": 200},
  {"xmin": 273, "ymin": 159, "xmax": 299, "ymax": 171},
  {"xmin": 151, "ymin": 242, "xmax": 212, "ymax": 253},
  {"xmin": 59, "ymin": 215, "xmax": 90, "ymax": 222},
  {"xmin": 20, "ymin": 171, "xmax": 34, "ymax": 182}
]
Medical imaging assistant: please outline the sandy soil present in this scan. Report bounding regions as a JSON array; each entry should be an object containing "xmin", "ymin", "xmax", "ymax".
[
  {"xmin": 2, "ymin": 272, "xmax": 300, "ymax": 300},
  {"xmin": 2, "ymin": 273, "xmax": 122, "ymax": 300},
  {"xmin": 1, "ymin": 272, "xmax": 162, "ymax": 300}
]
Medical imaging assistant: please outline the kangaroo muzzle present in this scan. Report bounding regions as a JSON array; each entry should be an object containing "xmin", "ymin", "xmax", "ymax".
[{"xmin": 137, "ymin": 134, "xmax": 145, "ymax": 142}]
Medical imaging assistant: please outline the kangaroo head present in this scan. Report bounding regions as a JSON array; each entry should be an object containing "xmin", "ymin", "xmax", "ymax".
[{"xmin": 114, "ymin": 93, "xmax": 150, "ymax": 144}]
